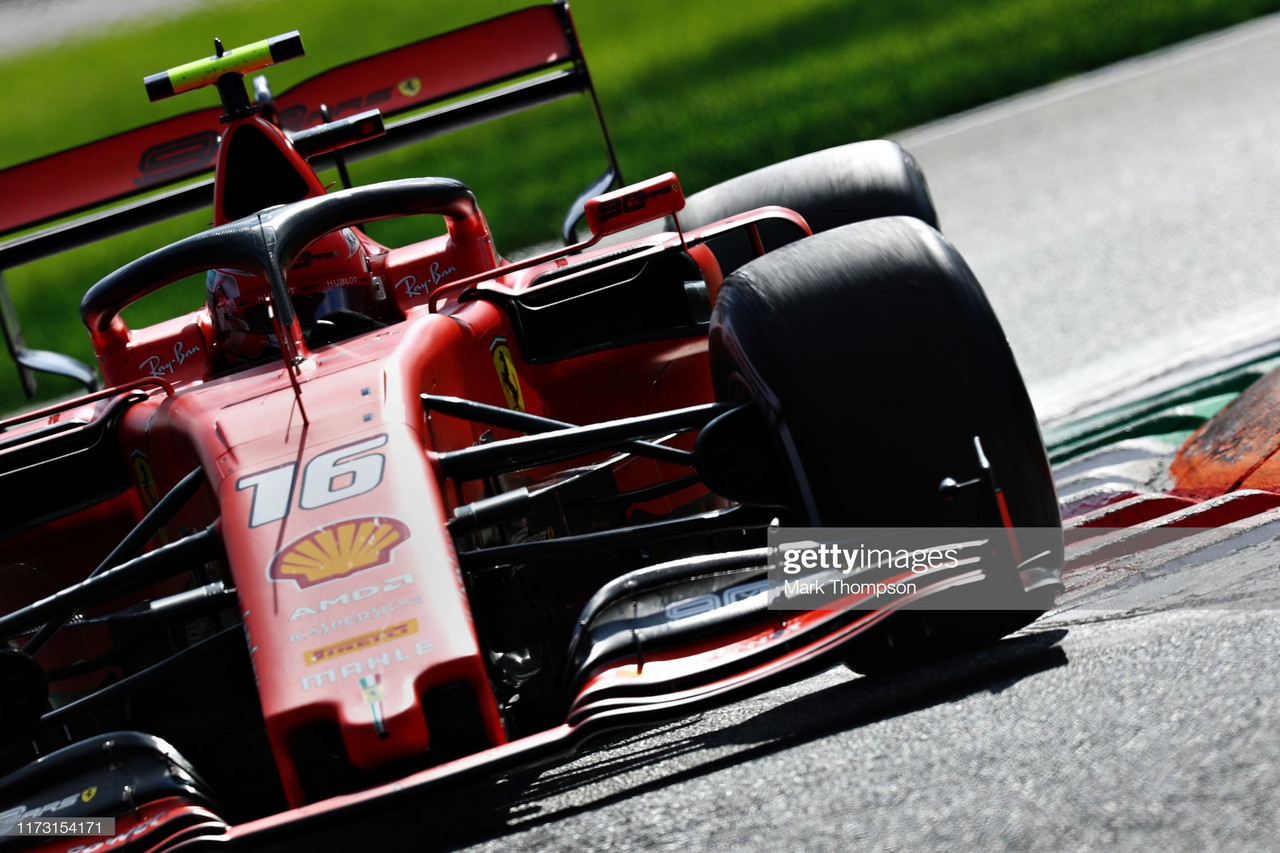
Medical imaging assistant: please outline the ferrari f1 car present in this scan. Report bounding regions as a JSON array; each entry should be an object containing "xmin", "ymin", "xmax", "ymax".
[{"xmin": 0, "ymin": 4, "xmax": 1062, "ymax": 849}]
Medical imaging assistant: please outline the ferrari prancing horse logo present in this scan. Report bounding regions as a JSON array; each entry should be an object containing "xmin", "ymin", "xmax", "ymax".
[
  {"xmin": 398, "ymin": 77, "xmax": 421, "ymax": 98},
  {"xmin": 490, "ymin": 339, "xmax": 525, "ymax": 412}
]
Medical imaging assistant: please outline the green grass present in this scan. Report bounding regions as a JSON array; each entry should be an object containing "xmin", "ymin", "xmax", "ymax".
[{"xmin": 3, "ymin": 0, "xmax": 1280, "ymax": 411}]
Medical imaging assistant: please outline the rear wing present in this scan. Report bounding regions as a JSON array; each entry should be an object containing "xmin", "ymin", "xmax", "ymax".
[{"xmin": 0, "ymin": 1, "xmax": 620, "ymax": 397}]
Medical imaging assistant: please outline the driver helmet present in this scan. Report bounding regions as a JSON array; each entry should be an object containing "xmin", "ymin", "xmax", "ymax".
[{"xmin": 207, "ymin": 227, "xmax": 376, "ymax": 362}]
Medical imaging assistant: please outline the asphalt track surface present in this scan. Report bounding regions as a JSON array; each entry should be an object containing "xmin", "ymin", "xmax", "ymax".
[
  {"xmin": 6, "ymin": 9, "xmax": 1280, "ymax": 853},
  {"xmin": 910, "ymin": 14, "xmax": 1280, "ymax": 419},
  {"xmin": 388, "ymin": 15, "xmax": 1280, "ymax": 853}
]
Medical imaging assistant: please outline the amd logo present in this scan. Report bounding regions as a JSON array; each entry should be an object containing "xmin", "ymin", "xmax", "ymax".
[{"xmin": 288, "ymin": 573, "xmax": 415, "ymax": 621}]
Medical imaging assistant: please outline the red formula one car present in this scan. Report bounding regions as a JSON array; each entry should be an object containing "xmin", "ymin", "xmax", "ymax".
[{"xmin": 0, "ymin": 5, "xmax": 1062, "ymax": 849}]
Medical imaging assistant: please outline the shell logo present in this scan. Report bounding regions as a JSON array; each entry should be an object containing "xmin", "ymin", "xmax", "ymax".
[{"xmin": 269, "ymin": 517, "xmax": 410, "ymax": 588}]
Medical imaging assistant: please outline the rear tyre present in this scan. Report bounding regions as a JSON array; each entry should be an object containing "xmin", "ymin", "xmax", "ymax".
[
  {"xmin": 706, "ymin": 217, "xmax": 1061, "ymax": 675},
  {"xmin": 684, "ymin": 140, "xmax": 938, "ymax": 274},
  {"xmin": 607, "ymin": 140, "xmax": 938, "ymax": 273},
  {"xmin": 682, "ymin": 140, "xmax": 937, "ymax": 232}
]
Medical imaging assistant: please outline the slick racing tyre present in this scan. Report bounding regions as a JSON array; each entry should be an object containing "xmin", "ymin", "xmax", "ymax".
[
  {"xmin": 605, "ymin": 140, "xmax": 937, "ymax": 273},
  {"xmin": 681, "ymin": 139, "xmax": 937, "ymax": 233},
  {"xmin": 684, "ymin": 140, "xmax": 938, "ymax": 274},
  {"xmin": 705, "ymin": 216, "xmax": 1062, "ymax": 674}
]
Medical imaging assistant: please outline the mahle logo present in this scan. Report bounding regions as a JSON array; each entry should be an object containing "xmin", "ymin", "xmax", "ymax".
[{"xmin": 269, "ymin": 517, "xmax": 410, "ymax": 588}]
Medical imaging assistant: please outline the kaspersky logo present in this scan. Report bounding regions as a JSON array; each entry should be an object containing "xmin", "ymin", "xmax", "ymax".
[{"xmin": 269, "ymin": 517, "xmax": 410, "ymax": 588}]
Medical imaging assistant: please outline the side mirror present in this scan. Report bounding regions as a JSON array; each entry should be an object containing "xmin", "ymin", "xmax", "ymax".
[
  {"xmin": 584, "ymin": 173, "xmax": 685, "ymax": 239},
  {"xmin": 442, "ymin": 173, "xmax": 689, "ymax": 305}
]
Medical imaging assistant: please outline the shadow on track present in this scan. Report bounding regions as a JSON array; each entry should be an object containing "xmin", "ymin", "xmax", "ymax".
[{"xmin": 322, "ymin": 626, "xmax": 1071, "ymax": 852}]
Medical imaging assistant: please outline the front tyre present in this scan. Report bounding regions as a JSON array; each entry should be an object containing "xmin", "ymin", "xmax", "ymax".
[{"xmin": 706, "ymin": 217, "xmax": 1062, "ymax": 674}]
